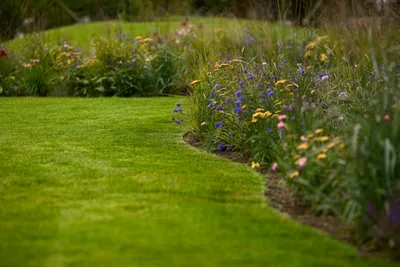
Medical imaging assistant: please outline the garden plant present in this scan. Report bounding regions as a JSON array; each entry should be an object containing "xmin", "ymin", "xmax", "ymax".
[{"xmin": 0, "ymin": 13, "xmax": 400, "ymax": 265}]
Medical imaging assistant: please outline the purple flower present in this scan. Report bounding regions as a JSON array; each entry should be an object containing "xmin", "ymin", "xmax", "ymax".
[
  {"xmin": 238, "ymin": 95, "xmax": 245, "ymax": 101},
  {"xmin": 226, "ymin": 145, "xmax": 231, "ymax": 151},
  {"xmin": 248, "ymin": 74, "xmax": 255, "ymax": 80},
  {"xmin": 243, "ymin": 70, "xmax": 248, "ymax": 74},
  {"xmin": 216, "ymin": 105, "xmax": 223, "ymax": 111},
  {"xmin": 173, "ymin": 108, "xmax": 182, "ymax": 113},
  {"xmin": 235, "ymin": 90, "xmax": 242, "ymax": 97},
  {"xmin": 239, "ymin": 81, "xmax": 245, "ymax": 87},
  {"xmin": 234, "ymin": 107, "xmax": 242, "ymax": 114},
  {"xmin": 208, "ymin": 101, "xmax": 215, "ymax": 108},
  {"xmin": 266, "ymin": 127, "xmax": 272, "ymax": 133},
  {"xmin": 215, "ymin": 120, "xmax": 224, "ymax": 129},
  {"xmin": 217, "ymin": 143, "xmax": 223, "ymax": 151},
  {"xmin": 258, "ymin": 83, "xmax": 263, "ymax": 87},
  {"xmin": 291, "ymin": 116, "xmax": 295, "ymax": 121},
  {"xmin": 234, "ymin": 100, "xmax": 242, "ymax": 106},
  {"xmin": 176, "ymin": 119, "xmax": 183, "ymax": 124},
  {"xmin": 214, "ymin": 83, "xmax": 221, "ymax": 89}
]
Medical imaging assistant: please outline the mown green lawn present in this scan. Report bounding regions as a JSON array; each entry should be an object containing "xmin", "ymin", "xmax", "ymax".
[
  {"xmin": 6, "ymin": 17, "xmax": 307, "ymax": 51},
  {"xmin": 0, "ymin": 97, "xmax": 394, "ymax": 267}
]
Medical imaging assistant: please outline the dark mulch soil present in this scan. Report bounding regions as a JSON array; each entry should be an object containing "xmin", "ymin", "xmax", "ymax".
[{"xmin": 183, "ymin": 131, "xmax": 353, "ymax": 242}]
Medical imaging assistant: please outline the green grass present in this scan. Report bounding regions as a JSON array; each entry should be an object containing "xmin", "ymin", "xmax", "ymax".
[
  {"xmin": 0, "ymin": 97, "xmax": 395, "ymax": 267},
  {"xmin": 6, "ymin": 17, "xmax": 307, "ymax": 51}
]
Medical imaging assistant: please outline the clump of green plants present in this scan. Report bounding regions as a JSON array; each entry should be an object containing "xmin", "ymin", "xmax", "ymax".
[{"xmin": 181, "ymin": 25, "xmax": 400, "ymax": 257}]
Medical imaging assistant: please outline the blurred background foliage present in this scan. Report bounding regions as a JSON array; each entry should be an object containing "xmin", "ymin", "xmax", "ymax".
[{"xmin": 1, "ymin": 0, "xmax": 400, "ymax": 41}]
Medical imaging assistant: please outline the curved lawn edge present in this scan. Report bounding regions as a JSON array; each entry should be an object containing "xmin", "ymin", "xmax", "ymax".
[{"xmin": 0, "ymin": 97, "xmax": 394, "ymax": 267}]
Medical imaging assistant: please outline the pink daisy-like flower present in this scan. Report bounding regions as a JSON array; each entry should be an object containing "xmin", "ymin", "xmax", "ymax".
[
  {"xmin": 271, "ymin": 162, "xmax": 278, "ymax": 171},
  {"xmin": 277, "ymin": 121, "xmax": 286, "ymax": 129},
  {"xmin": 384, "ymin": 115, "xmax": 390, "ymax": 120},
  {"xmin": 298, "ymin": 157, "xmax": 307, "ymax": 169},
  {"xmin": 278, "ymin": 114, "xmax": 287, "ymax": 121}
]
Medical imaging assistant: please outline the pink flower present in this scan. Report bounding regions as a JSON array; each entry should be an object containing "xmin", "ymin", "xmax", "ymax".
[
  {"xmin": 300, "ymin": 135, "xmax": 308, "ymax": 142},
  {"xmin": 271, "ymin": 162, "xmax": 278, "ymax": 171},
  {"xmin": 201, "ymin": 122, "xmax": 206, "ymax": 126},
  {"xmin": 278, "ymin": 114, "xmax": 287, "ymax": 120},
  {"xmin": 277, "ymin": 121, "xmax": 286, "ymax": 129},
  {"xmin": 298, "ymin": 157, "xmax": 307, "ymax": 169},
  {"xmin": 384, "ymin": 115, "xmax": 390, "ymax": 120}
]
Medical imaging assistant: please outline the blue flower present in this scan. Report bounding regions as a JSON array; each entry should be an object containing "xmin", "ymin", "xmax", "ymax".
[
  {"xmin": 248, "ymin": 74, "xmax": 255, "ymax": 80},
  {"xmin": 176, "ymin": 119, "xmax": 183, "ymax": 125},
  {"xmin": 234, "ymin": 100, "xmax": 242, "ymax": 106},
  {"xmin": 216, "ymin": 105, "xmax": 223, "ymax": 111},
  {"xmin": 258, "ymin": 83, "xmax": 263, "ymax": 87},
  {"xmin": 208, "ymin": 101, "xmax": 215, "ymax": 108},
  {"xmin": 226, "ymin": 145, "xmax": 231, "ymax": 151},
  {"xmin": 238, "ymin": 95, "xmax": 245, "ymax": 101},
  {"xmin": 210, "ymin": 138, "xmax": 214, "ymax": 143},
  {"xmin": 173, "ymin": 109, "xmax": 182, "ymax": 113},
  {"xmin": 218, "ymin": 143, "xmax": 223, "ymax": 151},
  {"xmin": 214, "ymin": 83, "xmax": 221, "ymax": 89},
  {"xmin": 235, "ymin": 90, "xmax": 242, "ymax": 97},
  {"xmin": 239, "ymin": 81, "xmax": 245, "ymax": 87},
  {"xmin": 266, "ymin": 127, "xmax": 272, "ymax": 133},
  {"xmin": 215, "ymin": 120, "xmax": 224, "ymax": 129},
  {"xmin": 234, "ymin": 107, "xmax": 242, "ymax": 114},
  {"xmin": 291, "ymin": 116, "xmax": 295, "ymax": 121},
  {"xmin": 243, "ymin": 69, "xmax": 248, "ymax": 74}
]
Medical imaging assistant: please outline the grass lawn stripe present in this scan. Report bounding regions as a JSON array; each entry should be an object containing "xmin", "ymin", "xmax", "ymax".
[{"xmin": 0, "ymin": 98, "xmax": 393, "ymax": 267}]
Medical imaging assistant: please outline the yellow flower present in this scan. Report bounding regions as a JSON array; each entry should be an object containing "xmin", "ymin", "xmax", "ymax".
[
  {"xmin": 230, "ymin": 59, "xmax": 242, "ymax": 63},
  {"xmin": 275, "ymin": 80, "xmax": 287, "ymax": 86},
  {"xmin": 260, "ymin": 111, "xmax": 272, "ymax": 118},
  {"xmin": 290, "ymin": 171, "xmax": 300, "ymax": 179},
  {"xmin": 242, "ymin": 105, "xmax": 247, "ymax": 109},
  {"xmin": 256, "ymin": 108, "xmax": 265, "ymax": 112},
  {"xmin": 315, "ymin": 129, "xmax": 324, "ymax": 134},
  {"xmin": 251, "ymin": 162, "xmax": 261, "ymax": 169},
  {"xmin": 285, "ymin": 83, "xmax": 299, "ymax": 91},
  {"xmin": 304, "ymin": 50, "xmax": 313, "ymax": 58},
  {"xmin": 293, "ymin": 154, "xmax": 300, "ymax": 160},
  {"xmin": 317, "ymin": 153, "xmax": 327, "ymax": 160},
  {"xmin": 190, "ymin": 80, "xmax": 201, "ymax": 86},
  {"xmin": 218, "ymin": 63, "xmax": 230, "ymax": 68},
  {"xmin": 296, "ymin": 142, "xmax": 309, "ymax": 150},
  {"xmin": 287, "ymin": 134, "xmax": 296, "ymax": 139},
  {"xmin": 313, "ymin": 136, "xmax": 330, "ymax": 142},
  {"xmin": 306, "ymin": 133, "xmax": 314, "ymax": 139},
  {"xmin": 316, "ymin": 35, "xmax": 329, "ymax": 44},
  {"xmin": 320, "ymin": 53, "xmax": 329, "ymax": 62},
  {"xmin": 306, "ymin": 41, "xmax": 316, "ymax": 50},
  {"xmin": 392, "ymin": 104, "xmax": 397, "ymax": 109}
]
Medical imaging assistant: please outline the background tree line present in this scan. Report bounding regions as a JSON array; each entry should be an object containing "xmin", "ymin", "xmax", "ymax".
[{"xmin": 1, "ymin": 0, "xmax": 399, "ymax": 40}]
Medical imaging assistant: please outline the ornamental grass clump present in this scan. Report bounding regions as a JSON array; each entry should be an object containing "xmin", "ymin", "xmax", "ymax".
[{"xmin": 349, "ymin": 103, "xmax": 400, "ymax": 255}]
